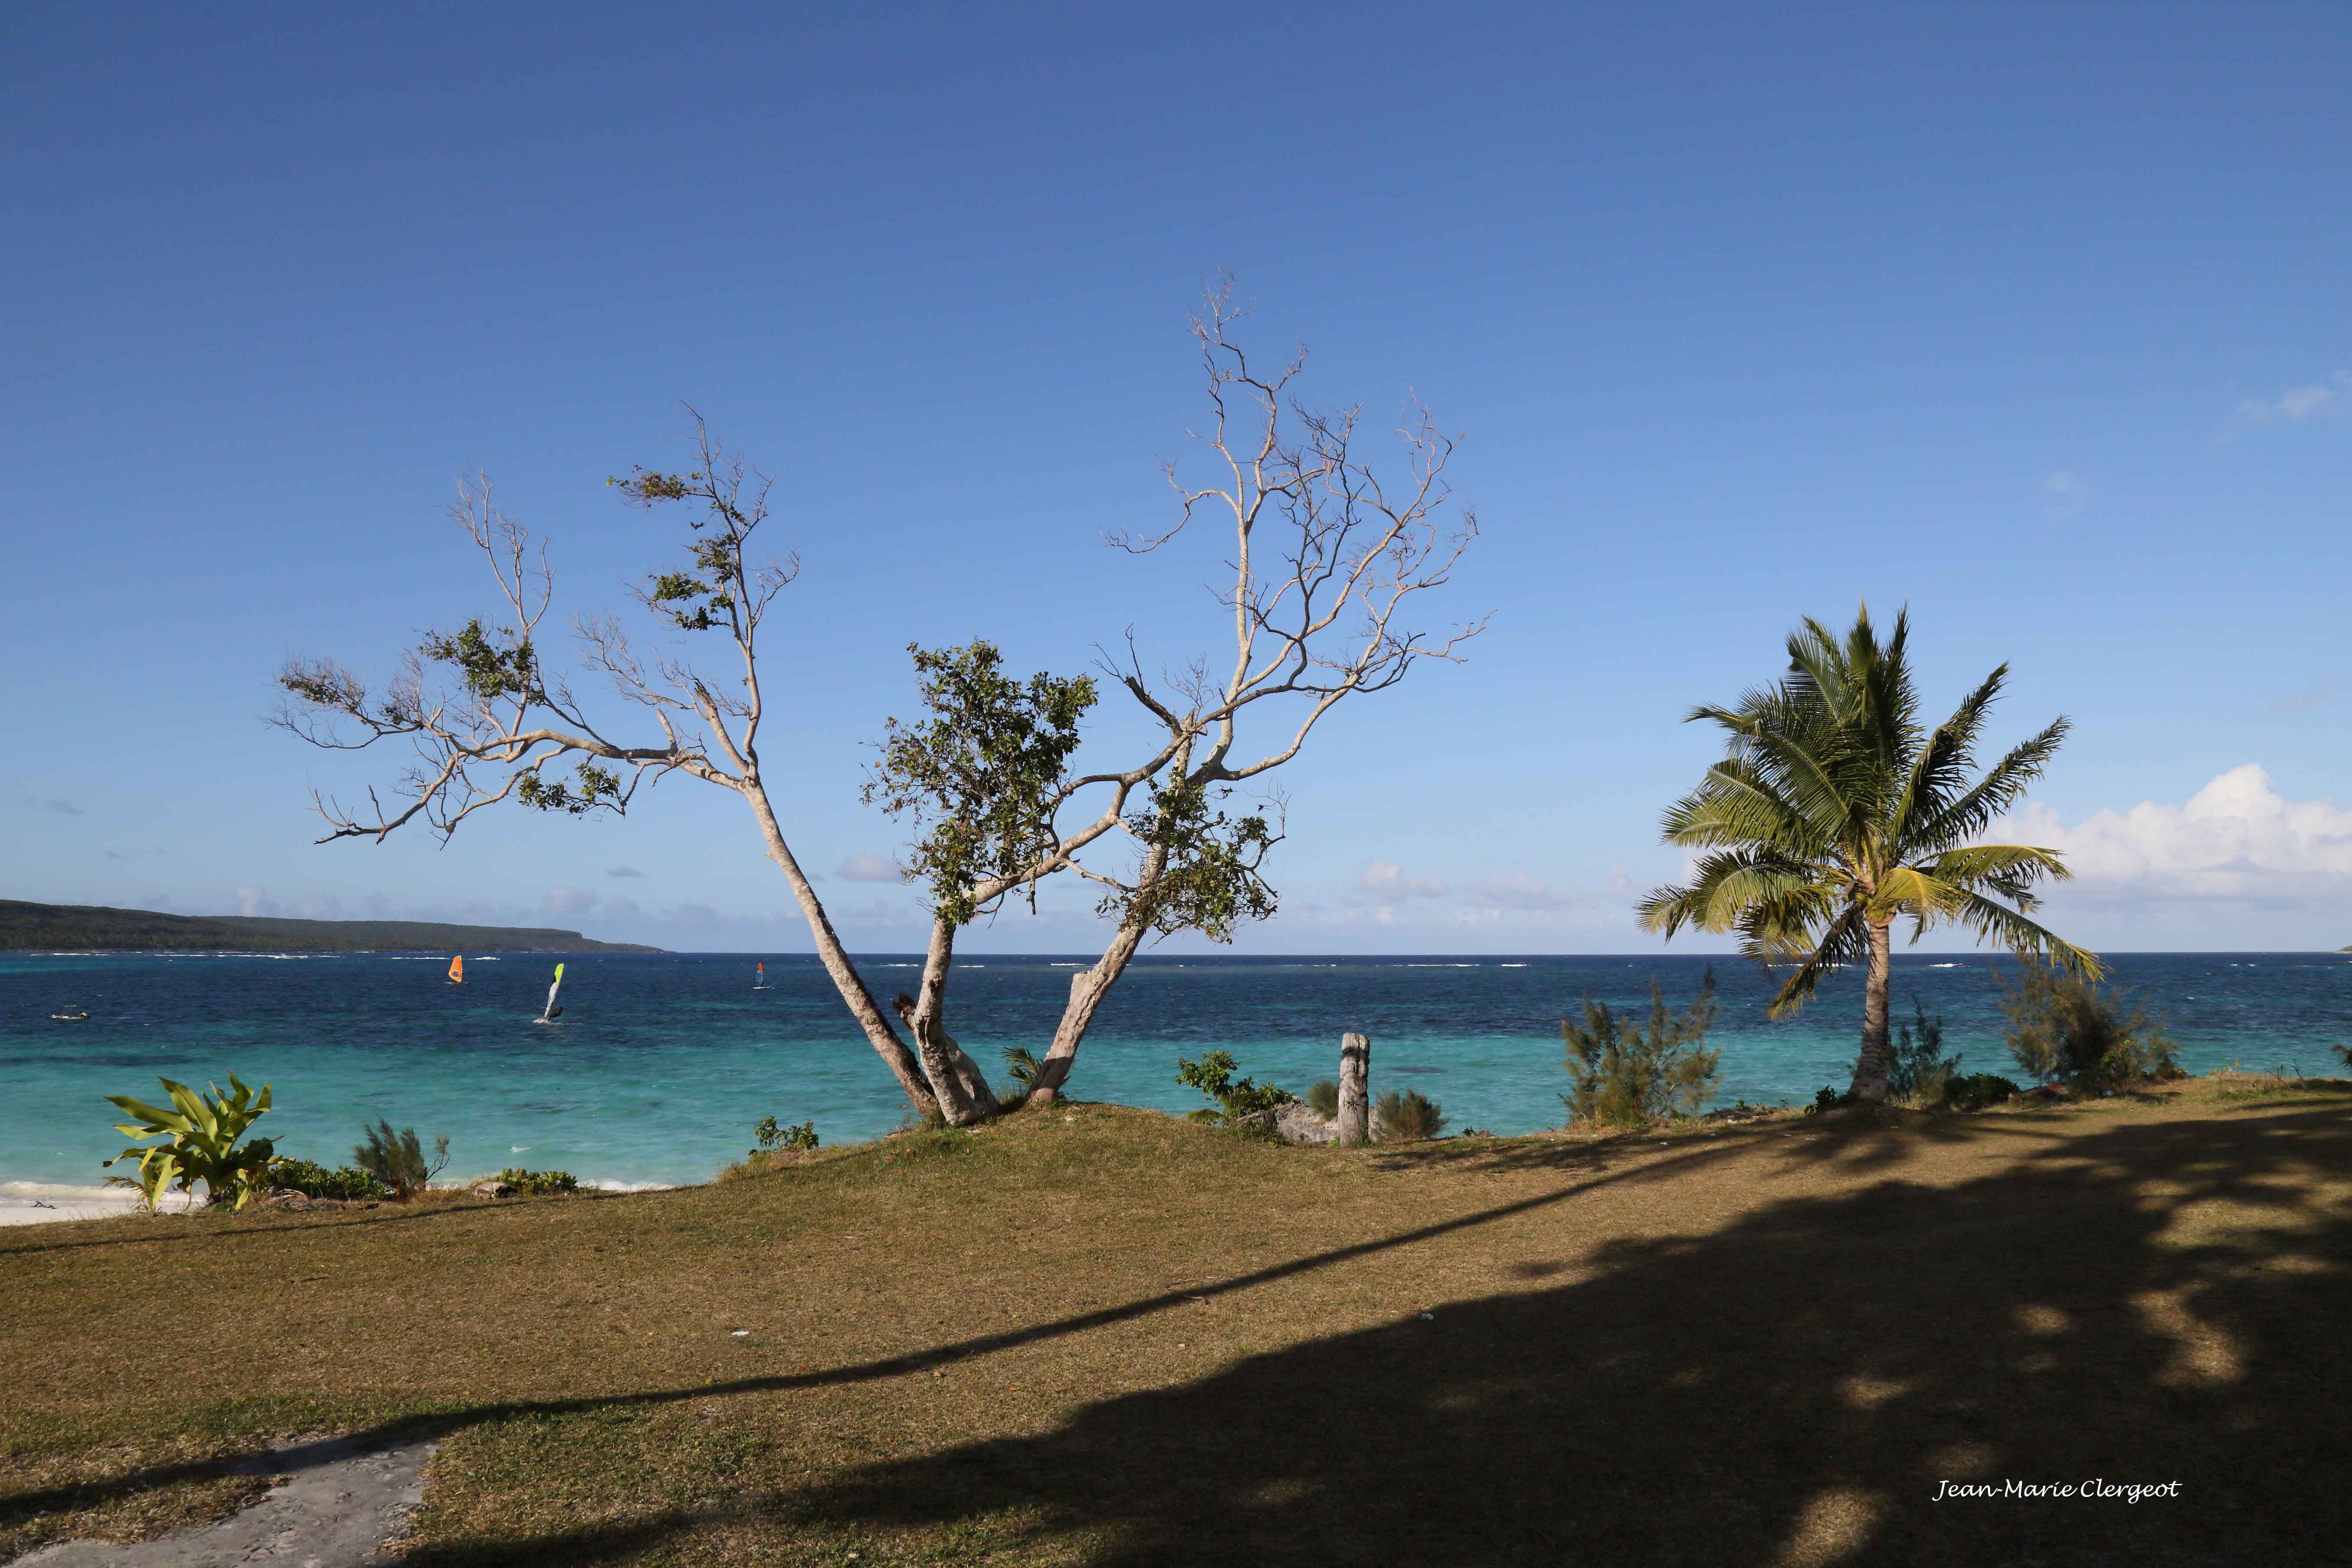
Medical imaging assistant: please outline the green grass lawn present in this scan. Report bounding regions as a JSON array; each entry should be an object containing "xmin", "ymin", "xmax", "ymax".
[{"xmin": 6, "ymin": 1082, "xmax": 2351, "ymax": 1565}]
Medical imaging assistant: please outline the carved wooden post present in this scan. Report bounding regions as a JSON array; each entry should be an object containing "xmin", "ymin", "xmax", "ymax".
[{"xmin": 1337, "ymin": 1032, "xmax": 1371, "ymax": 1148}]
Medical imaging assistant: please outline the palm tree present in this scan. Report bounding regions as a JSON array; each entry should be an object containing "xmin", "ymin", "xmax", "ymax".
[{"xmin": 1636, "ymin": 606, "xmax": 2098, "ymax": 1103}]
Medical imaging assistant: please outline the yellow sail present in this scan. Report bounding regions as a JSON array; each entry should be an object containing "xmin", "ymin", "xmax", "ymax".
[{"xmin": 447, "ymin": 954, "xmax": 464, "ymax": 984}]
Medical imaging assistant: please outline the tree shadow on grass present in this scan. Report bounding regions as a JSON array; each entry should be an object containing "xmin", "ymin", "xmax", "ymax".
[
  {"xmin": 767, "ymin": 1105, "xmax": 2352, "ymax": 1567},
  {"xmin": 15, "ymin": 1106, "xmax": 2352, "ymax": 1565}
]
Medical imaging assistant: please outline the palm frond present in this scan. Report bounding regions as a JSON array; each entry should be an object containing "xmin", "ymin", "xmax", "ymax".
[{"xmin": 1904, "ymin": 716, "xmax": 2071, "ymax": 852}]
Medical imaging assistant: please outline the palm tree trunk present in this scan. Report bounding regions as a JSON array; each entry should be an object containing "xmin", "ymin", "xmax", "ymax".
[{"xmin": 1849, "ymin": 918, "xmax": 1894, "ymax": 1103}]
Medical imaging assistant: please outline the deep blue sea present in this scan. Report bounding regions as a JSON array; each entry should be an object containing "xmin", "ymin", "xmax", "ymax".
[{"xmin": 4, "ymin": 951, "xmax": 2347, "ymax": 1191}]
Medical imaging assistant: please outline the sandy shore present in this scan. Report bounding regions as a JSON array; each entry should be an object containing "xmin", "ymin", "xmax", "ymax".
[{"xmin": 0, "ymin": 1182, "xmax": 200, "ymax": 1226}]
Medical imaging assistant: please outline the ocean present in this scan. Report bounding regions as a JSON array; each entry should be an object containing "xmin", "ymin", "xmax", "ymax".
[{"xmin": 3, "ymin": 951, "xmax": 2345, "ymax": 1194}]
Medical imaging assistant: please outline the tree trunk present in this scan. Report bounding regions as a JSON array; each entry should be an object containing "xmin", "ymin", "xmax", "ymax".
[
  {"xmin": 1848, "ymin": 918, "xmax": 1894, "ymax": 1103},
  {"xmin": 1336, "ymin": 1032, "xmax": 1371, "ymax": 1147},
  {"xmin": 739, "ymin": 780, "xmax": 940, "ymax": 1119},
  {"xmin": 1025, "ymin": 774, "xmax": 1186, "ymax": 1105},
  {"xmin": 895, "ymin": 917, "xmax": 998, "ymax": 1126},
  {"xmin": 1025, "ymin": 916, "xmax": 1148, "ymax": 1104}
]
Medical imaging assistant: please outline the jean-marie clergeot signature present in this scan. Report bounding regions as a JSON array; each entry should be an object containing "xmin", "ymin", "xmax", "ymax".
[{"xmin": 1935, "ymin": 1480, "xmax": 2182, "ymax": 1503}]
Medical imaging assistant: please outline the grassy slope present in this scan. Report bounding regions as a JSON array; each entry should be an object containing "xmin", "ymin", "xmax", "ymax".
[{"xmin": 4, "ymin": 1083, "xmax": 2350, "ymax": 1566}]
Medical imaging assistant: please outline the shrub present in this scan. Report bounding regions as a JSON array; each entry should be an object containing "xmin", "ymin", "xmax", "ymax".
[
  {"xmin": 1999, "ymin": 963, "xmax": 2180, "ymax": 1089},
  {"xmin": 1803, "ymin": 1087, "xmax": 1851, "ymax": 1116},
  {"xmin": 104, "ymin": 1075, "xmax": 280, "ymax": 1210},
  {"xmin": 353, "ymin": 1117, "xmax": 449, "ymax": 1200},
  {"xmin": 1305, "ymin": 1078, "xmax": 1340, "ymax": 1119},
  {"xmin": 1174, "ymin": 1050, "xmax": 1294, "ymax": 1125},
  {"xmin": 1561, "ymin": 970, "xmax": 1720, "ymax": 1128},
  {"xmin": 752, "ymin": 1116, "xmax": 820, "ymax": 1155},
  {"xmin": 1374, "ymin": 1088, "xmax": 1447, "ymax": 1142},
  {"xmin": 1943, "ymin": 1072, "xmax": 2020, "ymax": 1111},
  {"xmin": 269, "ymin": 1158, "xmax": 389, "ymax": 1201},
  {"xmin": 1002, "ymin": 1046, "xmax": 1042, "ymax": 1092},
  {"xmin": 1887, "ymin": 999, "xmax": 1964, "ymax": 1105},
  {"xmin": 497, "ymin": 1167, "xmax": 579, "ymax": 1195}
]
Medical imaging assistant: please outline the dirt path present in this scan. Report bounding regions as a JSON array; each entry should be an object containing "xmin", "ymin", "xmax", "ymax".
[{"xmin": 12, "ymin": 1435, "xmax": 436, "ymax": 1568}]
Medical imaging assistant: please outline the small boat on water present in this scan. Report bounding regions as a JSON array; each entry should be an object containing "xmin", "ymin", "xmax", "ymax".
[
  {"xmin": 753, "ymin": 961, "xmax": 771, "ymax": 991},
  {"xmin": 50, "ymin": 1012, "xmax": 88, "ymax": 1021},
  {"xmin": 536, "ymin": 962, "xmax": 565, "ymax": 1023},
  {"xmin": 446, "ymin": 955, "xmax": 465, "ymax": 986}
]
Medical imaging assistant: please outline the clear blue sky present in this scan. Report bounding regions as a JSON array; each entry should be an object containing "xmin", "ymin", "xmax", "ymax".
[{"xmin": 4, "ymin": 2, "xmax": 2347, "ymax": 953}]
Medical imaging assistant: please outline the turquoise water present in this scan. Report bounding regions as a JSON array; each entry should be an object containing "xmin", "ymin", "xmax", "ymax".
[{"xmin": 4, "ymin": 951, "xmax": 2346, "ymax": 1190}]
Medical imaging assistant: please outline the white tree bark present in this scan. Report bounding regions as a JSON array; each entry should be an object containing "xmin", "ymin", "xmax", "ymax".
[{"xmin": 1337, "ymin": 1032, "xmax": 1371, "ymax": 1148}]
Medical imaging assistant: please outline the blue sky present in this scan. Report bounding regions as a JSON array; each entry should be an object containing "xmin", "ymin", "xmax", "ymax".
[{"xmin": 3, "ymin": 2, "xmax": 2347, "ymax": 953}]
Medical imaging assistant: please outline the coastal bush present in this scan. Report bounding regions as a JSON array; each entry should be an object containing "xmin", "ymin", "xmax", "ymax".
[
  {"xmin": 1943, "ymin": 1072, "xmax": 2021, "ymax": 1111},
  {"xmin": 1305, "ymin": 1078, "xmax": 1340, "ymax": 1119},
  {"xmin": 269, "ymin": 1158, "xmax": 389, "ymax": 1201},
  {"xmin": 354, "ymin": 1118, "xmax": 449, "ymax": 1200},
  {"xmin": 1002, "ymin": 1047, "xmax": 1042, "ymax": 1092},
  {"xmin": 497, "ymin": 1167, "xmax": 580, "ymax": 1195},
  {"xmin": 103, "ymin": 1074, "xmax": 279, "ymax": 1210},
  {"xmin": 2000, "ymin": 964, "xmax": 2180, "ymax": 1089},
  {"xmin": 752, "ymin": 1116, "xmax": 820, "ymax": 1155},
  {"xmin": 1561, "ymin": 970, "xmax": 1720, "ymax": 1128},
  {"xmin": 1887, "ymin": 1000, "xmax": 1964, "ymax": 1106},
  {"xmin": 1374, "ymin": 1088, "xmax": 1447, "ymax": 1142},
  {"xmin": 1174, "ymin": 1049, "xmax": 1295, "ymax": 1126}
]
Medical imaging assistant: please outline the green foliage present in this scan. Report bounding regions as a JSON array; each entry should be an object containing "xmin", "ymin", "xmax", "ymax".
[
  {"xmin": 1638, "ymin": 607, "xmax": 2096, "ymax": 1022},
  {"xmin": 1174, "ymin": 1049, "xmax": 1295, "ymax": 1124},
  {"xmin": 103, "ymin": 1075, "xmax": 278, "ymax": 1210},
  {"xmin": 353, "ymin": 1118, "xmax": 449, "ymax": 1200},
  {"xmin": 752, "ymin": 1116, "xmax": 820, "ymax": 1154},
  {"xmin": 1305, "ymin": 1078, "xmax": 1340, "ymax": 1119},
  {"xmin": 1375, "ymin": 1088, "xmax": 1448, "ymax": 1142},
  {"xmin": 1560, "ymin": 970, "xmax": 1721, "ymax": 1127},
  {"xmin": 609, "ymin": 466, "xmax": 750, "ymax": 633},
  {"xmin": 1942, "ymin": 1072, "xmax": 2021, "ymax": 1111},
  {"xmin": 516, "ymin": 761, "xmax": 623, "ymax": 815},
  {"xmin": 1804, "ymin": 1087, "xmax": 1852, "ymax": 1115},
  {"xmin": 1999, "ymin": 963, "xmax": 2180, "ymax": 1088},
  {"xmin": 1002, "ymin": 1046, "xmax": 1042, "ymax": 1088},
  {"xmin": 420, "ymin": 617, "xmax": 543, "ymax": 705},
  {"xmin": 1888, "ymin": 998, "xmax": 1964, "ymax": 1105},
  {"xmin": 864, "ymin": 641, "xmax": 1097, "ymax": 926},
  {"xmin": 497, "ymin": 1167, "xmax": 580, "ymax": 1195},
  {"xmin": 1103, "ymin": 777, "xmax": 1278, "ymax": 943},
  {"xmin": 268, "ymin": 1158, "xmax": 388, "ymax": 1201}
]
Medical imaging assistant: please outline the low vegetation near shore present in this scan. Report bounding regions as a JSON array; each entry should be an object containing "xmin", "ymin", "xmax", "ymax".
[{"xmin": 6, "ymin": 1078, "xmax": 2349, "ymax": 1566}]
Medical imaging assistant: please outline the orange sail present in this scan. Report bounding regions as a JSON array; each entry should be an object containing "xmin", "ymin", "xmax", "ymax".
[{"xmin": 447, "ymin": 954, "xmax": 464, "ymax": 985}]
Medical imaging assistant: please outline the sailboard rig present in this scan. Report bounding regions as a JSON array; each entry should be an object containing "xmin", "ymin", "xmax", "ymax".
[
  {"xmin": 753, "ymin": 961, "xmax": 770, "ymax": 991},
  {"xmin": 537, "ymin": 962, "xmax": 566, "ymax": 1023},
  {"xmin": 446, "ymin": 954, "xmax": 465, "ymax": 985}
]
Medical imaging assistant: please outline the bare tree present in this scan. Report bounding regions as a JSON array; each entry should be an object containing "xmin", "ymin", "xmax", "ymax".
[
  {"xmin": 273, "ymin": 415, "xmax": 953, "ymax": 1119},
  {"xmin": 866, "ymin": 282, "xmax": 1485, "ymax": 1106}
]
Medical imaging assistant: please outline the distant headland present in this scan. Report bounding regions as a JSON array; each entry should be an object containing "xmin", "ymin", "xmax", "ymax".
[{"xmin": 0, "ymin": 899, "xmax": 662, "ymax": 954}]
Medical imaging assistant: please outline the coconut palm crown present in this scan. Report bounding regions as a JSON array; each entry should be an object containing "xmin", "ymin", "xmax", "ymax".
[{"xmin": 1636, "ymin": 606, "xmax": 2099, "ymax": 1102}]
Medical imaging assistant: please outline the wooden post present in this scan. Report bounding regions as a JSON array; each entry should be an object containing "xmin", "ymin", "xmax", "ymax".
[{"xmin": 1337, "ymin": 1032, "xmax": 1371, "ymax": 1148}]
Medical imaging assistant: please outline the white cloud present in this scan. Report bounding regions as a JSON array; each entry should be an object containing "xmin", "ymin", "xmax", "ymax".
[
  {"xmin": 2269, "ymin": 674, "xmax": 2349, "ymax": 716},
  {"xmin": 236, "ymin": 886, "xmax": 269, "ymax": 917},
  {"xmin": 546, "ymin": 886, "xmax": 599, "ymax": 914},
  {"xmin": 1992, "ymin": 764, "xmax": 2352, "ymax": 902},
  {"xmin": 2234, "ymin": 370, "xmax": 2350, "ymax": 428},
  {"xmin": 606, "ymin": 865, "xmax": 647, "ymax": 879},
  {"xmin": 1357, "ymin": 860, "xmax": 1450, "ymax": 898},
  {"xmin": 1458, "ymin": 873, "xmax": 1580, "ymax": 911},
  {"xmin": 838, "ymin": 853, "xmax": 904, "ymax": 883},
  {"xmin": 2043, "ymin": 468, "xmax": 2087, "ymax": 519}
]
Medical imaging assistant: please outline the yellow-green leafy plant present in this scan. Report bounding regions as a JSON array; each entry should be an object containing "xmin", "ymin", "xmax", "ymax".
[{"xmin": 102, "ymin": 1075, "xmax": 277, "ymax": 1210}]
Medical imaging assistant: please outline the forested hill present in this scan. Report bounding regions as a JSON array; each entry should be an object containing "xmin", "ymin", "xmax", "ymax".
[{"xmin": 0, "ymin": 900, "xmax": 662, "ymax": 953}]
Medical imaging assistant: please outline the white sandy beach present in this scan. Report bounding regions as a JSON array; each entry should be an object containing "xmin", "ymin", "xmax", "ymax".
[{"xmin": 0, "ymin": 1180, "xmax": 202, "ymax": 1226}]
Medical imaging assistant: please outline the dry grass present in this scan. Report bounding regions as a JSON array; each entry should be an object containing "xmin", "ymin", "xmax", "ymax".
[{"xmin": 5, "ymin": 1083, "xmax": 2351, "ymax": 1565}]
